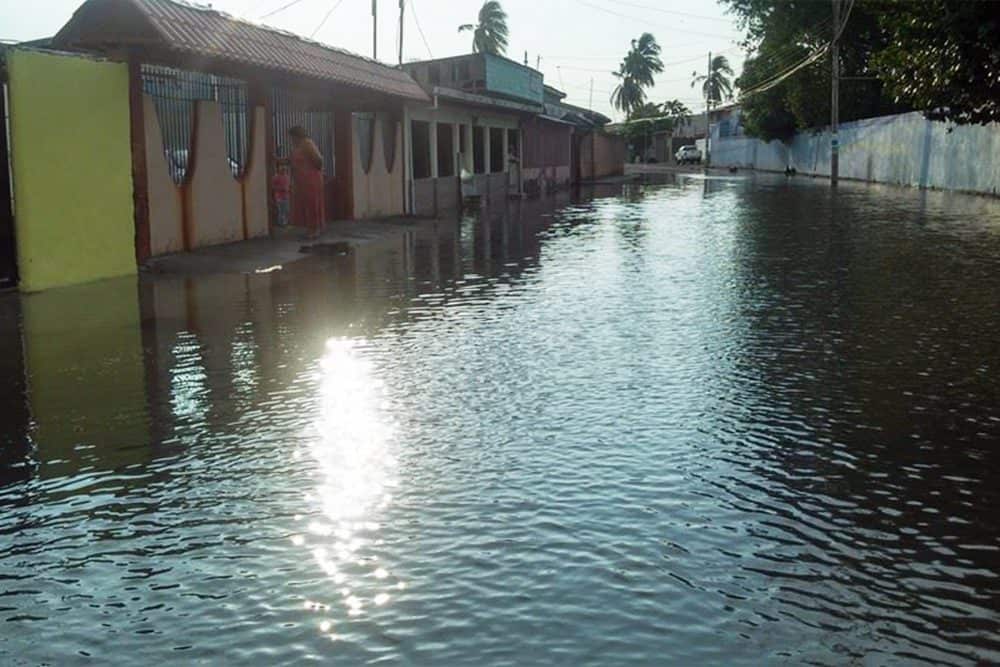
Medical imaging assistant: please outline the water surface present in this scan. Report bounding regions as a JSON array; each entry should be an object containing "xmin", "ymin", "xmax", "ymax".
[{"xmin": 1, "ymin": 174, "xmax": 999, "ymax": 665}]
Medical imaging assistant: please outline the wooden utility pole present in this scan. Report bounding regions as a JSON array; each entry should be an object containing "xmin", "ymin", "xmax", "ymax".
[
  {"xmin": 705, "ymin": 51, "xmax": 711, "ymax": 168},
  {"xmin": 372, "ymin": 0, "xmax": 378, "ymax": 60},
  {"xmin": 398, "ymin": 0, "xmax": 404, "ymax": 65},
  {"xmin": 831, "ymin": 0, "xmax": 840, "ymax": 186}
]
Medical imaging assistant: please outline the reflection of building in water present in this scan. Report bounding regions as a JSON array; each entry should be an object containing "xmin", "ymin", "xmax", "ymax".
[
  {"xmin": 10, "ymin": 277, "xmax": 150, "ymax": 486},
  {"xmin": 0, "ymin": 296, "xmax": 31, "ymax": 487}
]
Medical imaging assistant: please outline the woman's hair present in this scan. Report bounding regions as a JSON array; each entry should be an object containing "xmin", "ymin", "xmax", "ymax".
[{"xmin": 288, "ymin": 126, "xmax": 308, "ymax": 139}]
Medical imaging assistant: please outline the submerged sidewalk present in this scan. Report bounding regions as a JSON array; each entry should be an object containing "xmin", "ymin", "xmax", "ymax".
[{"xmin": 144, "ymin": 217, "xmax": 439, "ymax": 276}]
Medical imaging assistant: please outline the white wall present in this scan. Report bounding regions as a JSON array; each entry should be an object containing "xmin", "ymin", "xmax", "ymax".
[{"xmin": 710, "ymin": 112, "xmax": 1000, "ymax": 196}]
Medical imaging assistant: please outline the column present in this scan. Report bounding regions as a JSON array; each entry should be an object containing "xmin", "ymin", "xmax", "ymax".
[
  {"xmin": 502, "ymin": 127, "xmax": 510, "ymax": 173},
  {"xmin": 429, "ymin": 119, "xmax": 439, "ymax": 179},
  {"xmin": 484, "ymin": 126, "xmax": 492, "ymax": 174},
  {"xmin": 452, "ymin": 123, "xmax": 461, "ymax": 176},
  {"xmin": 464, "ymin": 123, "xmax": 474, "ymax": 173},
  {"xmin": 403, "ymin": 105, "xmax": 413, "ymax": 214}
]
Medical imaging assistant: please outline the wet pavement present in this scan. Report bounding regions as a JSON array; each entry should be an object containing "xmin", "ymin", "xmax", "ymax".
[{"xmin": 1, "ymin": 174, "xmax": 999, "ymax": 665}]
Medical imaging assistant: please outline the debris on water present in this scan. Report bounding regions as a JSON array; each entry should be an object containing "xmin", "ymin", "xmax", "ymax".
[{"xmin": 300, "ymin": 241, "xmax": 352, "ymax": 256}]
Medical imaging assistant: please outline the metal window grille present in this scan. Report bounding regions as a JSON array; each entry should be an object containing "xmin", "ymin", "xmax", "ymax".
[
  {"xmin": 141, "ymin": 65, "xmax": 249, "ymax": 184},
  {"xmin": 271, "ymin": 87, "xmax": 334, "ymax": 177}
]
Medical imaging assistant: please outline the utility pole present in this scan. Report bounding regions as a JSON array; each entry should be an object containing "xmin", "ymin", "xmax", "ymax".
[
  {"xmin": 524, "ymin": 51, "xmax": 528, "ymax": 66},
  {"xmin": 536, "ymin": 55, "xmax": 541, "ymax": 70},
  {"xmin": 398, "ymin": 0, "xmax": 404, "ymax": 65},
  {"xmin": 589, "ymin": 78, "xmax": 594, "ymax": 112},
  {"xmin": 705, "ymin": 51, "xmax": 711, "ymax": 168},
  {"xmin": 831, "ymin": 0, "xmax": 840, "ymax": 186},
  {"xmin": 372, "ymin": 0, "xmax": 378, "ymax": 60}
]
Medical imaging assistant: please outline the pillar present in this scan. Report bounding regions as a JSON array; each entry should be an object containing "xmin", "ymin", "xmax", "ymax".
[
  {"xmin": 484, "ymin": 125, "xmax": 492, "ymax": 174},
  {"xmin": 502, "ymin": 127, "xmax": 510, "ymax": 173},
  {"xmin": 464, "ymin": 123, "xmax": 474, "ymax": 173},
  {"xmin": 429, "ymin": 119, "xmax": 439, "ymax": 179},
  {"xmin": 452, "ymin": 123, "xmax": 461, "ymax": 176}
]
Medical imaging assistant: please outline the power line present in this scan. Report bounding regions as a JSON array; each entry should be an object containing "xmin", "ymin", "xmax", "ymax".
[
  {"xmin": 576, "ymin": 0, "xmax": 741, "ymax": 41},
  {"xmin": 739, "ymin": 0, "xmax": 855, "ymax": 99},
  {"xmin": 310, "ymin": 0, "xmax": 345, "ymax": 38},
  {"xmin": 409, "ymin": 0, "xmax": 433, "ymax": 58},
  {"xmin": 260, "ymin": 0, "xmax": 310, "ymax": 20},
  {"xmin": 603, "ymin": 0, "xmax": 736, "ymax": 24}
]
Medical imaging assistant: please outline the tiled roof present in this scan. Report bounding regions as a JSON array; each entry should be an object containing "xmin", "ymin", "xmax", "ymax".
[{"xmin": 54, "ymin": 0, "xmax": 429, "ymax": 103}]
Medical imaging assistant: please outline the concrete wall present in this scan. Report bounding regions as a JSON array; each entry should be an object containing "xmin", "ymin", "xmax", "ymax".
[
  {"xmin": 711, "ymin": 112, "xmax": 1000, "ymax": 196},
  {"xmin": 144, "ymin": 95, "xmax": 184, "ymax": 255},
  {"xmin": 580, "ymin": 132, "xmax": 626, "ymax": 181},
  {"xmin": 352, "ymin": 113, "xmax": 404, "ymax": 219},
  {"xmin": 7, "ymin": 49, "xmax": 136, "ymax": 292},
  {"xmin": 243, "ymin": 106, "xmax": 270, "ymax": 239},
  {"xmin": 184, "ymin": 101, "xmax": 243, "ymax": 248}
]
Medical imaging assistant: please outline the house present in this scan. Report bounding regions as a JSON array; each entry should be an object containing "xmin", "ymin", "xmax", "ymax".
[
  {"xmin": 401, "ymin": 53, "xmax": 544, "ymax": 216},
  {"xmin": 1, "ymin": 0, "xmax": 432, "ymax": 291}
]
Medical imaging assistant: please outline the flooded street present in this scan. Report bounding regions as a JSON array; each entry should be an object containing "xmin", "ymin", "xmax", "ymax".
[{"xmin": 1, "ymin": 174, "xmax": 999, "ymax": 664}]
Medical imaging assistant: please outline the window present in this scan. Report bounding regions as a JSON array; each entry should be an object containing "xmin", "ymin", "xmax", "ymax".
[
  {"xmin": 458, "ymin": 61, "xmax": 470, "ymax": 81},
  {"xmin": 412, "ymin": 120, "xmax": 431, "ymax": 179},
  {"xmin": 437, "ymin": 123, "xmax": 455, "ymax": 177},
  {"xmin": 428, "ymin": 64, "xmax": 441, "ymax": 86}
]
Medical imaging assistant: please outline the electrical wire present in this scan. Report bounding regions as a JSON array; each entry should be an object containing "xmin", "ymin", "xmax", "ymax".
[
  {"xmin": 575, "ymin": 0, "xmax": 741, "ymax": 42},
  {"xmin": 310, "ymin": 0, "xmax": 345, "ymax": 38},
  {"xmin": 409, "ymin": 0, "xmax": 433, "ymax": 58},
  {"xmin": 739, "ymin": 0, "xmax": 855, "ymax": 99},
  {"xmin": 603, "ymin": 0, "xmax": 738, "ymax": 24},
  {"xmin": 260, "ymin": 0, "xmax": 310, "ymax": 20}
]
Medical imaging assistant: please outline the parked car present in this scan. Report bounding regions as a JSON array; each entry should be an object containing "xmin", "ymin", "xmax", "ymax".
[{"xmin": 675, "ymin": 145, "xmax": 702, "ymax": 165}]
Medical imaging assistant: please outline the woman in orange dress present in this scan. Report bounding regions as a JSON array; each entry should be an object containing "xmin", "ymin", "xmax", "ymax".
[{"xmin": 284, "ymin": 126, "xmax": 325, "ymax": 239}]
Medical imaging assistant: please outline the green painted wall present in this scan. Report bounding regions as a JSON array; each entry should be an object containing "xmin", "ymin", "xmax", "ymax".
[
  {"xmin": 484, "ymin": 54, "xmax": 544, "ymax": 105},
  {"xmin": 7, "ymin": 49, "xmax": 135, "ymax": 292}
]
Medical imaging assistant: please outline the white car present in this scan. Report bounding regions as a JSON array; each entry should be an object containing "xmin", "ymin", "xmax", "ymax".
[{"xmin": 675, "ymin": 145, "xmax": 702, "ymax": 165}]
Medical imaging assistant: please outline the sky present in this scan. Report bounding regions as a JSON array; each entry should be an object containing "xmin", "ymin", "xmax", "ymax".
[{"xmin": 0, "ymin": 0, "xmax": 747, "ymax": 121}]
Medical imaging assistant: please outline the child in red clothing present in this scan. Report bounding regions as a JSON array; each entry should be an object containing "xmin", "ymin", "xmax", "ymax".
[{"xmin": 272, "ymin": 165, "xmax": 291, "ymax": 227}]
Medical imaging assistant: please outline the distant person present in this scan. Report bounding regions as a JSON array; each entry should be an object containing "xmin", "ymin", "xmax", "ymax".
[
  {"xmin": 272, "ymin": 164, "xmax": 290, "ymax": 227},
  {"xmin": 277, "ymin": 126, "xmax": 325, "ymax": 239}
]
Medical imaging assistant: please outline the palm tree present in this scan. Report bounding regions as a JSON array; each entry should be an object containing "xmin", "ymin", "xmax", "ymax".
[
  {"xmin": 662, "ymin": 99, "xmax": 692, "ymax": 128},
  {"xmin": 691, "ymin": 55, "xmax": 734, "ymax": 109},
  {"xmin": 610, "ymin": 33, "xmax": 664, "ymax": 119},
  {"xmin": 611, "ymin": 71, "xmax": 646, "ymax": 119},
  {"xmin": 458, "ymin": 1, "xmax": 509, "ymax": 56}
]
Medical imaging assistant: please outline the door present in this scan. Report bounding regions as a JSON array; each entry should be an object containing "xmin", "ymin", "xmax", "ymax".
[{"xmin": 0, "ymin": 82, "xmax": 18, "ymax": 288}]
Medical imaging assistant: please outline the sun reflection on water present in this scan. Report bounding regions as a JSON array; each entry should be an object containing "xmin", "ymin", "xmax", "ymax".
[{"xmin": 295, "ymin": 338, "xmax": 402, "ymax": 625}]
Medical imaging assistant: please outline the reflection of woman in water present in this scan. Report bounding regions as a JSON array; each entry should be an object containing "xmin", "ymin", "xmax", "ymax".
[{"xmin": 279, "ymin": 126, "xmax": 325, "ymax": 239}]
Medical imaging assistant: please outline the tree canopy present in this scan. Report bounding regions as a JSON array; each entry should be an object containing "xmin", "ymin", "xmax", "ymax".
[
  {"xmin": 458, "ymin": 1, "xmax": 509, "ymax": 56},
  {"xmin": 611, "ymin": 33, "xmax": 663, "ymax": 119},
  {"xmin": 724, "ymin": 0, "xmax": 999, "ymax": 142}
]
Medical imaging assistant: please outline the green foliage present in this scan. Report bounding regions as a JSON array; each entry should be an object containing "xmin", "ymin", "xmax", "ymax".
[
  {"xmin": 691, "ymin": 56, "xmax": 734, "ymax": 107},
  {"xmin": 458, "ymin": 1, "xmax": 509, "ymax": 56},
  {"xmin": 611, "ymin": 33, "xmax": 663, "ymax": 119},
  {"xmin": 723, "ymin": 0, "xmax": 906, "ymax": 142},
  {"xmin": 873, "ymin": 0, "xmax": 1000, "ymax": 125}
]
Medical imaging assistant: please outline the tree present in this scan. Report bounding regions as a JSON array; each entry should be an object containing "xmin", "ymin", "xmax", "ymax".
[
  {"xmin": 662, "ymin": 99, "xmax": 692, "ymax": 129},
  {"xmin": 722, "ymin": 0, "xmax": 907, "ymax": 141},
  {"xmin": 458, "ymin": 1, "xmax": 509, "ymax": 56},
  {"xmin": 611, "ymin": 33, "xmax": 664, "ymax": 119},
  {"xmin": 691, "ymin": 55, "xmax": 734, "ymax": 109},
  {"xmin": 873, "ymin": 0, "xmax": 1000, "ymax": 125}
]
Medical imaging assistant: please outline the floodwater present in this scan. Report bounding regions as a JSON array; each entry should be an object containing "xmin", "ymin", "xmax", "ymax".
[{"xmin": 1, "ymin": 174, "xmax": 999, "ymax": 665}]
